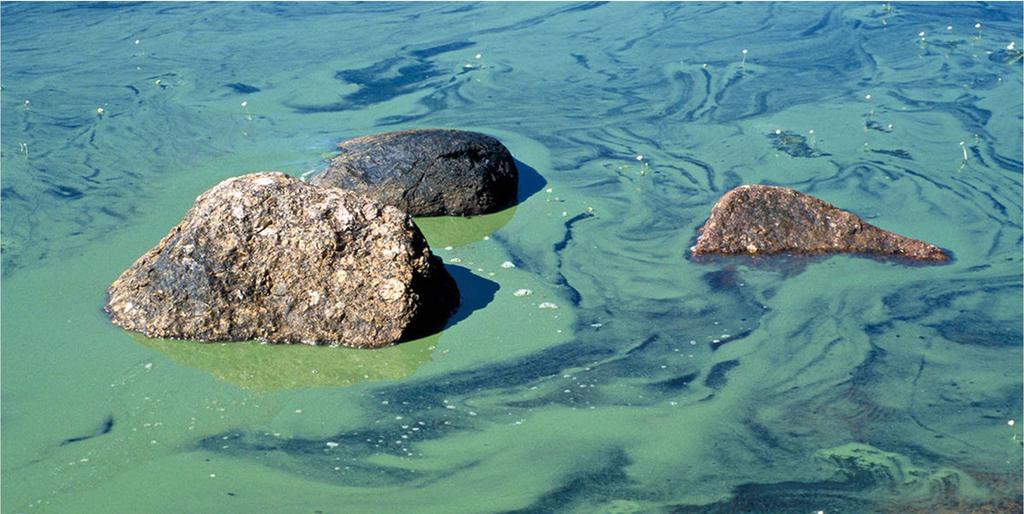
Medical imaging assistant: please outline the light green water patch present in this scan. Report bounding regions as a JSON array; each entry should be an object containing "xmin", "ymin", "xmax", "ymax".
[
  {"xmin": 414, "ymin": 206, "xmax": 516, "ymax": 249},
  {"xmin": 134, "ymin": 334, "xmax": 438, "ymax": 391}
]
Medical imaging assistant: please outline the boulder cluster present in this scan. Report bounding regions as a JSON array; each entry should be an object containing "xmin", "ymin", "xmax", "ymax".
[
  {"xmin": 107, "ymin": 129, "xmax": 950, "ymax": 350},
  {"xmin": 106, "ymin": 129, "xmax": 519, "ymax": 348}
]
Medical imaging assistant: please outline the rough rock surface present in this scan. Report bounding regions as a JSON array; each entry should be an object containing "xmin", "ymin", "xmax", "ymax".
[
  {"xmin": 311, "ymin": 129, "xmax": 518, "ymax": 216},
  {"xmin": 105, "ymin": 172, "xmax": 460, "ymax": 348},
  {"xmin": 691, "ymin": 185, "xmax": 949, "ymax": 261}
]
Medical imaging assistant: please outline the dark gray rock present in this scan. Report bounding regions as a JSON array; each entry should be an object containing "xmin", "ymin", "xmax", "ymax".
[
  {"xmin": 311, "ymin": 129, "xmax": 518, "ymax": 216},
  {"xmin": 105, "ymin": 172, "xmax": 459, "ymax": 348},
  {"xmin": 691, "ymin": 185, "xmax": 949, "ymax": 262}
]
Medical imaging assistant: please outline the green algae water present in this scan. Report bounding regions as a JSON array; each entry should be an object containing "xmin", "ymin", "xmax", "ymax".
[{"xmin": 2, "ymin": 3, "xmax": 1022, "ymax": 513}]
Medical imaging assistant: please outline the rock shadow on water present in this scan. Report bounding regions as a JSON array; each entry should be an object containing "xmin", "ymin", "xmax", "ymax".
[
  {"xmin": 443, "ymin": 264, "xmax": 499, "ymax": 330},
  {"xmin": 514, "ymin": 159, "xmax": 547, "ymax": 204},
  {"xmin": 413, "ymin": 159, "xmax": 546, "ymax": 248}
]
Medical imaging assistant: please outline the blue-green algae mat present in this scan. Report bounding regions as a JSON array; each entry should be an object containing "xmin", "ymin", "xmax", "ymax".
[{"xmin": 2, "ymin": 3, "xmax": 1022, "ymax": 513}]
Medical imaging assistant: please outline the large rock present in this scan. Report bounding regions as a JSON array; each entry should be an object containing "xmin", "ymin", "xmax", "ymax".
[
  {"xmin": 105, "ymin": 172, "xmax": 460, "ymax": 348},
  {"xmin": 311, "ymin": 129, "xmax": 518, "ymax": 216},
  {"xmin": 691, "ymin": 185, "xmax": 949, "ymax": 261}
]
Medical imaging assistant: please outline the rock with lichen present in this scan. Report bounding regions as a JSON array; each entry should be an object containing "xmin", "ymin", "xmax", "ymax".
[
  {"xmin": 105, "ymin": 172, "xmax": 459, "ymax": 348},
  {"xmin": 311, "ymin": 128, "xmax": 518, "ymax": 216},
  {"xmin": 691, "ymin": 184, "xmax": 949, "ymax": 261}
]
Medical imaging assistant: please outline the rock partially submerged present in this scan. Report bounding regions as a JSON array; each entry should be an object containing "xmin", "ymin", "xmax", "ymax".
[
  {"xmin": 105, "ymin": 172, "xmax": 460, "ymax": 348},
  {"xmin": 311, "ymin": 128, "xmax": 518, "ymax": 216},
  {"xmin": 691, "ymin": 185, "xmax": 949, "ymax": 261}
]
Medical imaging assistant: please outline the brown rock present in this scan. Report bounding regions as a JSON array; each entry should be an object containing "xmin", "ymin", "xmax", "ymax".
[
  {"xmin": 691, "ymin": 185, "xmax": 949, "ymax": 261},
  {"xmin": 105, "ymin": 172, "xmax": 460, "ymax": 348},
  {"xmin": 311, "ymin": 129, "xmax": 518, "ymax": 216}
]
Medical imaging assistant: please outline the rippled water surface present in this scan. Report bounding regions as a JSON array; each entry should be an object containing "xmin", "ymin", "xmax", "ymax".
[{"xmin": 2, "ymin": 3, "xmax": 1022, "ymax": 513}]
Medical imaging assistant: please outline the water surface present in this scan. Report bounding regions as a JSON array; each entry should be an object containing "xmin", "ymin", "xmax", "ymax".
[{"xmin": 2, "ymin": 3, "xmax": 1022, "ymax": 513}]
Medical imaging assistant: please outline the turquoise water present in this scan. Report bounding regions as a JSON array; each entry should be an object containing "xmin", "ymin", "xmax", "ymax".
[{"xmin": 2, "ymin": 2, "xmax": 1022, "ymax": 512}]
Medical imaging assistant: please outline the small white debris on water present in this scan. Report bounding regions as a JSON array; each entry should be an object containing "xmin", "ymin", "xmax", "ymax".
[
  {"xmin": 545, "ymin": 188, "xmax": 553, "ymax": 193},
  {"xmin": 774, "ymin": 129, "xmax": 781, "ymax": 135},
  {"xmin": 143, "ymin": 362, "xmax": 153, "ymax": 370},
  {"xmin": 294, "ymin": 409, "xmax": 303, "ymax": 414},
  {"xmin": 240, "ymin": 101, "xmax": 248, "ymax": 108},
  {"xmin": 636, "ymin": 155, "xmax": 644, "ymax": 161},
  {"xmin": 474, "ymin": 53, "xmax": 482, "ymax": 59},
  {"xmin": 1007, "ymin": 41, "xmax": 1016, "ymax": 50},
  {"xmin": 538, "ymin": 302, "xmax": 558, "ymax": 309},
  {"xmin": 1009, "ymin": 419, "xmax": 1016, "ymax": 427},
  {"xmin": 444, "ymin": 246, "xmax": 454, "ymax": 251},
  {"xmin": 326, "ymin": 442, "xmax": 339, "ymax": 448},
  {"xmin": 946, "ymin": 25, "xmax": 953, "ymax": 31},
  {"xmin": 513, "ymin": 289, "xmax": 532, "ymax": 297},
  {"xmin": 590, "ymin": 322, "xmax": 603, "ymax": 328},
  {"xmin": 561, "ymin": 211, "xmax": 568, "ymax": 217},
  {"xmin": 209, "ymin": 474, "xmax": 216, "ymax": 478},
  {"xmin": 96, "ymin": 107, "xmax": 105, "ymax": 115},
  {"xmin": 501, "ymin": 261, "xmax": 515, "ymax": 269},
  {"xmin": 134, "ymin": 39, "xmax": 140, "ymax": 45},
  {"xmin": 450, "ymin": 257, "xmax": 463, "ymax": 263}
]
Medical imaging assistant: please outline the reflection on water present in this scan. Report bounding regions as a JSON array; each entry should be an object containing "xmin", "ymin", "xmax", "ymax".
[
  {"xmin": 415, "ymin": 207, "xmax": 517, "ymax": 248},
  {"xmin": 134, "ymin": 334, "xmax": 439, "ymax": 391},
  {"xmin": 1, "ymin": 2, "xmax": 1021, "ymax": 513}
]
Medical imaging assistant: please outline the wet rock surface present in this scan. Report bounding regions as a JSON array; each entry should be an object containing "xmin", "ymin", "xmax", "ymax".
[
  {"xmin": 105, "ymin": 172, "xmax": 460, "ymax": 348},
  {"xmin": 691, "ymin": 185, "xmax": 949, "ymax": 261},
  {"xmin": 311, "ymin": 129, "xmax": 518, "ymax": 216}
]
